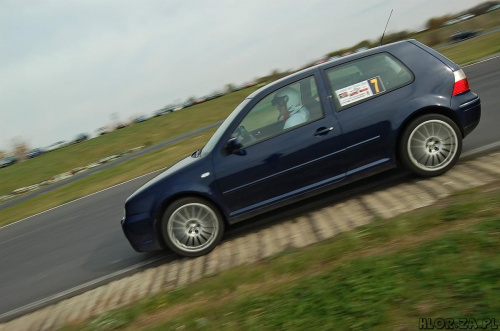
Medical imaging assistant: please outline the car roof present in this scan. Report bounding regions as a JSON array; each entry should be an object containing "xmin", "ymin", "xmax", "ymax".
[{"xmin": 247, "ymin": 39, "xmax": 412, "ymax": 100}]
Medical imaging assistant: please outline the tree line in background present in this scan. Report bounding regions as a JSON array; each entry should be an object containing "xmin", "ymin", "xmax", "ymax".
[
  {"xmin": 2, "ymin": 1, "xmax": 498, "ymax": 161},
  {"xmin": 0, "ymin": 138, "xmax": 29, "ymax": 161},
  {"xmin": 256, "ymin": 1, "xmax": 499, "ymax": 84}
]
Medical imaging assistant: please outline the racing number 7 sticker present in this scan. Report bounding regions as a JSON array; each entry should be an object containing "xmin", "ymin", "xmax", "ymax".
[
  {"xmin": 368, "ymin": 76, "xmax": 385, "ymax": 95},
  {"xmin": 335, "ymin": 76, "xmax": 387, "ymax": 108}
]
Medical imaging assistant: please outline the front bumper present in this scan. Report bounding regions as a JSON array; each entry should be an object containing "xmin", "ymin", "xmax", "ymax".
[{"xmin": 121, "ymin": 212, "xmax": 164, "ymax": 252}]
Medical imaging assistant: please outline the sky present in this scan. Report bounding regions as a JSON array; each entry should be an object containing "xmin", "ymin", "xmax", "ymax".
[{"xmin": 0, "ymin": 0, "xmax": 486, "ymax": 152}]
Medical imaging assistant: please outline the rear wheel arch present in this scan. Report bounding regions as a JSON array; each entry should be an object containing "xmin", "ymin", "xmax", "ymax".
[
  {"xmin": 397, "ymin": 112, "xmax": 462, "ymax": 177},
  {"xmin": 395, "ymin": 107, "xmax": 463, "ymax": 164}
]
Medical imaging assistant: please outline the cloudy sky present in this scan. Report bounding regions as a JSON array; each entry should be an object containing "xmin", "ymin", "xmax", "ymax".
[{"xmin": 0, "ymin": 0, "xmax": 485, "ymax": 152}]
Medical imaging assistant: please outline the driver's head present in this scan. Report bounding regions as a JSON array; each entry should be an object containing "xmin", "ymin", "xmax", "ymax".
[{"xmin": 272, "ymin": 87, "xmax": 301, "ymax": 114}]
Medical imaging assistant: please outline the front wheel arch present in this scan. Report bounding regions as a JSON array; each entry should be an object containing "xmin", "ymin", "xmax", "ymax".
[
  {"xmin": 159, "ymin": 196, "xmax": 225, "ymax": 257},
  {"xmin": 155, "ymin": 193, "xmax": 228, "ymax": 243}
]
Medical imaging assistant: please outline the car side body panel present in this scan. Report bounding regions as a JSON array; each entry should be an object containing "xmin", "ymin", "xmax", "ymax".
[{"xmin": 122, "ymin": 40, "xmax": 481, "ymax": 253}]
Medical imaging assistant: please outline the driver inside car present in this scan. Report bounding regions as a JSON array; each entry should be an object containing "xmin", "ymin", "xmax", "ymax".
[{"xmin": 272, "ymin": 86, "xmax": 310, "ymax": 130}]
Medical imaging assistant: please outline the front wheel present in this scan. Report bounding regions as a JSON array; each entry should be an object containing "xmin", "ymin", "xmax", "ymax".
[
  {"xmin": 161, "ymin": 197, "xmax": 224, "ymax": 257},
  {"xmin": 399, "ymin": 114, "xmax": 462, "ymax": 177}
]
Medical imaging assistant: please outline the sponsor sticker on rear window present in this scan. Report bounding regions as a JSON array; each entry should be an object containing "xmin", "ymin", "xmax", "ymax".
[{"xmin": 335, "ymin": 76, "xmax": 385, "ymax": 107}]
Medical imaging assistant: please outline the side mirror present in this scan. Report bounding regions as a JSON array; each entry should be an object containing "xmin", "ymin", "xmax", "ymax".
[{"xmin": 225, "ymin": 137, "xmax": 243, "ymax": 154}]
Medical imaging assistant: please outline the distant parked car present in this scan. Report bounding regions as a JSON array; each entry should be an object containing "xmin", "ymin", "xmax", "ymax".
[
  {"xmin": 122, "ymin": 39, "xmax": 481, "ymax": 257},
  {"xmin": 355, "ymin": 47, "xmax": 369, "ymax": 53},
  {"xmin": 487, "ymin": 4, "xmax": 500, "ymax": 12},
  {"xmin": 231, "ymin": 85, "xmax": 245, "ymax": 92},
  {"xmin": 73, "ymin": 133, "xmax": 89, "ymax": 143},
  {"xmin": 0, "ymin": 156, "xmax": 18, "ymax": 168},
  {"xmin": 154, "ymin": 106, "xmax": 175, "ymax": 117},
  {"xmin": 193, "ymin": 96, "xmax": 208, "ymax": 105},
  {"xmin": 243, "ymin": 81, "xmax": 257, "ymax": 88},
  {"xmin": 153, "ymin": 109, "xmax": 164, "ymax": 117},
  {"xmin": 134, "ymin": 115, "xmax": 148, "ymax": 123},
  {"xmin": 116, "ymin": 122, "xmax": 127, "ymax": 130},
  {"xmin": 450, "ymin": 30, "xmax": 479, "ymax": 42},
  {"xmin": 27, "ymin": 148, "xmax": 43, "ymax": 159},
  {"xmin": 44, "ymin": 140, "xmax": 69, "ymax": 152},
  {"xmin": 96, "ymin": 127, "xmax": 109, "ymax": 135},
  {"xmin": 182, "ymin": 100, "xmax": 194, "ymax": 108},
  {"xmin": 443, "ymin": 14, "xmax": 475, "ymax": 26},
  {"xmin": 206, "ymin": 91, "xmax": 224, "ymax": 100}
]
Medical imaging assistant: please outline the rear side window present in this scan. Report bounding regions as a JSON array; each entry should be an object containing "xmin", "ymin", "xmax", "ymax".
[{"xmin": 325, "ymin": 53, "xmax": 413, "ymax": 110}]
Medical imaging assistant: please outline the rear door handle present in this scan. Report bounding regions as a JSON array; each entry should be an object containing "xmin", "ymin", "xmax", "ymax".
[{"xmin": 314, "ymin": 127, "xmax": 334, "ymax": 136}]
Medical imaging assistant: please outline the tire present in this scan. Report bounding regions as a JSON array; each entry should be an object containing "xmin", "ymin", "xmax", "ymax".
[
  {"xmin": 161, "ymin": 197, "xmax": 224, "ymax": 257},
  {"xmin": 399, "ymin": 114, "xmax": 462, "ymax": 177}
]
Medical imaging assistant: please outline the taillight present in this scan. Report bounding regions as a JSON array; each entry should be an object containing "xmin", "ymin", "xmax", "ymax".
[{"xmin": 452, "ymin": 69, "xmax": 470, "ymax": 96}]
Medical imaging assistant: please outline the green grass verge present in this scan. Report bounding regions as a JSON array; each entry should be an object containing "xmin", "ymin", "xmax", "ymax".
[
  {"xmin": 438, "ymin": 30, "xmax": 500, "ymax": 65},
  {"xmin": 61, "ymin": 185, "xmax": 500, "ymax": 331}
]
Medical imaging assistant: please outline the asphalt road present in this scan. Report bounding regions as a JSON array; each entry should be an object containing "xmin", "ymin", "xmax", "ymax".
[{"xmin": 0, "ymin": 56, "xmax": 499, "ymax": 319}]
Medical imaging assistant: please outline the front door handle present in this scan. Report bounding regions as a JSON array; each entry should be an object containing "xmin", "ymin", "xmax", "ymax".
[{"xmin": 314, "ymin": 127, "xmax": 334, "ymax": 136}]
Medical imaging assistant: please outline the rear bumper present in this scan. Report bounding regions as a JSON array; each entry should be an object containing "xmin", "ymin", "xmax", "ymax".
[{"xmin": 452, "ymin": 93, "xmax": 481, "ymax": 138}]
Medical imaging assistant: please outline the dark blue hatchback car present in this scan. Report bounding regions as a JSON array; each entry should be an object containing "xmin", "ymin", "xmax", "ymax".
[{"xmin": 122, "ymin": 40, "xmax": 481, "ymax": 257}]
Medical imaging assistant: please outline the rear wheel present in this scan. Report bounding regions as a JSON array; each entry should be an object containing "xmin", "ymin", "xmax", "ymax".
[
  {"xmin": 399, "ymin": 114, "xmax": 462, "ymax": 177},
  {"xmin": 161, "ymin": 197, "xmax": 224, "ymax": 257}
]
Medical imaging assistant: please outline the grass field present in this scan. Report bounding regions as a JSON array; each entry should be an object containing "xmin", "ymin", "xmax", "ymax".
[
  {"xmin": 0, "ymin": 87, "xmax": 259, "ymax": 197},
  {"xmin": 62, "ymin": 185, "xmax": 500, "ymax": 330},
  {"xmin": 1, "ymin": 28, "xmax": 499, "ymax": 228},
  {"xmin": 438, "ymin": 30, "xmax": 500, "ymax": 65}
]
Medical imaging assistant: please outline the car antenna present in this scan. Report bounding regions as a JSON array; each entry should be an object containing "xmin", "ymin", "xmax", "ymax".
[{"xmin": 379, "ymin": 9, "xmax": 393, "ymax": 46}]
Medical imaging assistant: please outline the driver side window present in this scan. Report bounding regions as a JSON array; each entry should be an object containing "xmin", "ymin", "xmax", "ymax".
[{"xmin": 232, "ymin": 76, "xmax": 323, "ymax": 148}]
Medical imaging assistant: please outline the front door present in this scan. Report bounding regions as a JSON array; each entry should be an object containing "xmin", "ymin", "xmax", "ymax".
[{"xmin": 213, "ymin": 75, "xmax": 347, "ymax": 219}]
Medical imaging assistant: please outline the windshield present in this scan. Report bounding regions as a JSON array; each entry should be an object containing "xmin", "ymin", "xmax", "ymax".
[{"xmin": 201, "ymin": 98, "xmax": 251, "ymax": 157}]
